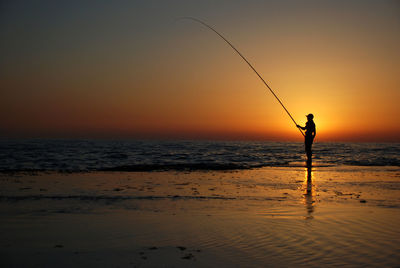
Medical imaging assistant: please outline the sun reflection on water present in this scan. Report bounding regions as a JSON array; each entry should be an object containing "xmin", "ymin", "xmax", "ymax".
[{"xmin": 302, "ymin": 167, "xmax": 316, "ymax": 220}]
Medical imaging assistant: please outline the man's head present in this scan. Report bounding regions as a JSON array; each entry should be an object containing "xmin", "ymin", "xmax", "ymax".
[{"xmin": 306, "ymin": 114, "xmax": 314, "ymax": 120}]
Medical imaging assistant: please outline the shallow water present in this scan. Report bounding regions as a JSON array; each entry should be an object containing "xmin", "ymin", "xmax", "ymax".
[{"xmin": 4, "ymin": 205, "xmax": 398, "ymax": 267}]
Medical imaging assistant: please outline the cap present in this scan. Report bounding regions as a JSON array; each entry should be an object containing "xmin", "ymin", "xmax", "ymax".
[{"xmin": 306, "ymin": 113, "xmax": 314, "ymax": 119}]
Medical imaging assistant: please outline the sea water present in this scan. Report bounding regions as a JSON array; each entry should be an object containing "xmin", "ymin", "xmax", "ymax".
[{"xmin": 0, "ymin": 139, "xmax": 399, "ymax": 172}]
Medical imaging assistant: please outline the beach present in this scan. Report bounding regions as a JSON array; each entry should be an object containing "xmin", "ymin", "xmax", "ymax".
[{"xmin": 1, "ymin": 165, "xmax": 399, "ymax": 267}]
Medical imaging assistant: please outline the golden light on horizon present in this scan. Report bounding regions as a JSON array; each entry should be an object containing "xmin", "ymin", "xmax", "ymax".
[{"xmin": 0, "ymin": 1, "xmax": 399, "ymax": 141}]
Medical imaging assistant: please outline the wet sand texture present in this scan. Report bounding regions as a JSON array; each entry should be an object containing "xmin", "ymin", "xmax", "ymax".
[{"xmin": 1, "ymin": 166, "xmax": 399, "ymax": 267}]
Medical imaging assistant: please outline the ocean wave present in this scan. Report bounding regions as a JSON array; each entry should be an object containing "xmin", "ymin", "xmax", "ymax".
[
  {"xmin": 99, "ymin": 163, "xmax": 267, "ymax": 172},
  {"xmin": 0, "ymin": 140, "xmax": 399, "ymax": 172},
  {"xmin": 0, "ymin": 194, "xmax": 237, "ymax": 201}
]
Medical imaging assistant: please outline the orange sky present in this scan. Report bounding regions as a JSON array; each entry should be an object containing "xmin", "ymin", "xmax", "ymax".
[{"xmin": 1, "ymin": 1, "xmax": 399, "ymax": 141}]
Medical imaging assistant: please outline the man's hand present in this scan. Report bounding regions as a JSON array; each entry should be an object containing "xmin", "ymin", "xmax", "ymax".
[{"xmin": 296, "ymin": 125, "xmax": 301, "ymax": 128}]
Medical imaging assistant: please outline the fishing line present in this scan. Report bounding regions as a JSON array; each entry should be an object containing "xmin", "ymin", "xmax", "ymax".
[{"xmin": 178, "ymin": 17, "xmax": 305, "ymax": 137}]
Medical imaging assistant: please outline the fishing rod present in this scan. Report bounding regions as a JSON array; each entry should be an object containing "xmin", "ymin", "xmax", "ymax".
[{"xmin": 179, "ymin": 17, "xmax": 305, "ymax": 137}]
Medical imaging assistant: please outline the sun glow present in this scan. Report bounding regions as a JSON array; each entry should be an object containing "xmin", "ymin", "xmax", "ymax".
[{"xmin": 0, "ymin": 1, "xmax": 399, "ymax": 141}]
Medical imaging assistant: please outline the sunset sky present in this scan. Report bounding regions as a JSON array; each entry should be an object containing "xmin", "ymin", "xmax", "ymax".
[{"xmin": 1, "ymin": 0, "xmax": 399, "ymax": 141}]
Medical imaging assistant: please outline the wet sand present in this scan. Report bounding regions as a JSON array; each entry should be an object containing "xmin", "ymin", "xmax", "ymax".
[{"xmin": 1, "ymin": 166, "xmax": 399, "ymax": 267}]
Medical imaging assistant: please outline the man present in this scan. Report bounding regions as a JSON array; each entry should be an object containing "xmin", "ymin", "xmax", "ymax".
[{"xmin": 297, "ymin": 114, "xmax": 316, "ymax": 167}]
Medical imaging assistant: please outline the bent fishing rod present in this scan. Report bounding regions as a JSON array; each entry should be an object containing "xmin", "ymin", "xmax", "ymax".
[{"xmin": 178, "ymin": 17, "xmax": 305, "ymax": 137}]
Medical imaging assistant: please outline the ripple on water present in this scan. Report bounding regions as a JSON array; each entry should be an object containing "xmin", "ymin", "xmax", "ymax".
[{"xmin": 182, "ymin": 205, "xmax": 400, "ymax": 267}]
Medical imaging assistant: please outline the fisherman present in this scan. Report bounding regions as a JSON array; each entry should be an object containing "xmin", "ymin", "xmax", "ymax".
[{"xmin": 297, "ymin": 114, "xmax": 316, "ymax": 167}]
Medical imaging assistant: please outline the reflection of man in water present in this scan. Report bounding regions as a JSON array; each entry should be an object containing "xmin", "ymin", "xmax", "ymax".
[
  {"xmin": 297, "ymin": 114, "xmax": 316, "ymax": 167},
  {"xmin": 304, "ymin": 166, "xmax": 315, "ymax": 219}
]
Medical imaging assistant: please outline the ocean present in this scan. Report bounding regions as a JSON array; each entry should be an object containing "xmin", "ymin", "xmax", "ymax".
[{"xmin": 1, "ymin": 139, "xmax": 399, "ymax": 172}]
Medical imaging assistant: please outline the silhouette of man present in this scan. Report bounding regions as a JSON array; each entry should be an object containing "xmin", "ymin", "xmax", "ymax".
[{"xmin": 297, "ymin": 114, "xmax": 316, "ymax": 167}]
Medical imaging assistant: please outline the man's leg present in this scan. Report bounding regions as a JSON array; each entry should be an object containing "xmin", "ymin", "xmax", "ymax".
[
  {"xmin": 306, "ymin": 150, "xmax": 312, "ymax": 167},
  {"xmin": 305, "ymin": 140, "xmax": 312, "ymax": 167}
]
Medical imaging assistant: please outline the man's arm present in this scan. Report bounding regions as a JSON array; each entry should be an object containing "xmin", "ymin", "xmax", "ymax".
[{"xmin": 296, "ymin": 125, "xmax": 306, "ymax": 131}]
